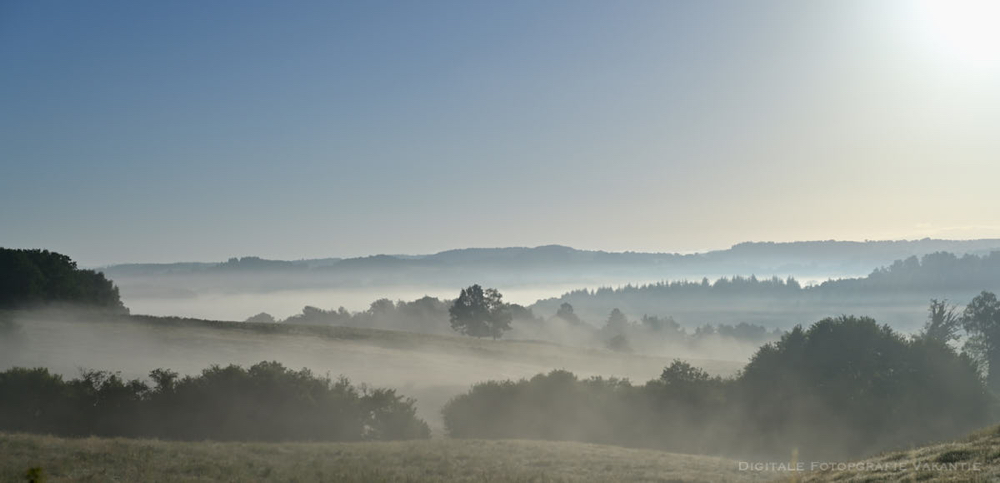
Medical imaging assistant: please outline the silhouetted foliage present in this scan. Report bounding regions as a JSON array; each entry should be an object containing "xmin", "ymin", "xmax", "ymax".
[
  {"xmin": 244, "ymin": 312, "xmax": 277, "ymax": 324},
  {"xmin": 918, "ymin": 299, "xmax": 961, "ymax": 344},
  {"xmin": 738, "ymin": 315, "xmax": 989, "ymax": 457},
  {"xmin": 281, "ymin": 296, "xmax": 475, "ymax": 335},
  {"xmin": 535, "ymin": 251, "xmax": 1000, "ymax": 329},
  {"xmin": 963, "ymin": 291, "xmax": 1000, "ymax": 391},
  {"xmin": 0, "ymin": 361, "xmax": 430, "ymax": 441},
  {"xmin": 449, "ymin": 285, "xmax": 512, "ymax": 339},
  {"xmin": 0, "ymin": 248, "xmax": 126, "ymax": 313},
  {"xmin": 443, "ymin": 315, "xmax": 992, "ymax": 459}
]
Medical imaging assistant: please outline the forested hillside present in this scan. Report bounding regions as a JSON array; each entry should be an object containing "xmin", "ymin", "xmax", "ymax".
[{"xmin": 0, "ymin": 248, "xmax": 126, "ymax": 312}]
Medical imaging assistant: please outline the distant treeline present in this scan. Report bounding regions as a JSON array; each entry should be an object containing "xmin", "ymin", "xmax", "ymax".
[
  {"xmin": 0, "ymin": 248, "xmax": 126, "ymax": 313},
  {"xmin": 271, "ymin": 295, "xmax": 780, "ymax": 349},
  {"xmin": 0, "ymin": 361, "xmax": 429, "ymax": 441},
  {"xmin": 443, "ymin": 314, "xmax": 992, "ymax": 460},
  {"xmin": 282, "ymin": 296, "xmax": 453, "ymax": 335},
  {"xmin": 556, "ymin": 251, "xmax": 1000, "ymax": 299},
  {"xmin": 274, "ymin": 252, "xmax": 999, "ymax": 348},
  {"xmin": 533, "ymin": 251, "xmax": 1000, "ymax": 327}
]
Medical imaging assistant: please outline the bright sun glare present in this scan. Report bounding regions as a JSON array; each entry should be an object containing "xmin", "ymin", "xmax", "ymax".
[{"xmin": 914, "ymin": 0, "xmax": 1000, "ymax": 72}]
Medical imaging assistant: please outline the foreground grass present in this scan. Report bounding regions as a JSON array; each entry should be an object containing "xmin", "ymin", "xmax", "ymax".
[
  {"xmin": 0, "ymin": 432, "xmax": 767, "ymax": 483},
  {"xmin": 801, "ymin": 425, "xmax": 1000, "ymax": 482}
]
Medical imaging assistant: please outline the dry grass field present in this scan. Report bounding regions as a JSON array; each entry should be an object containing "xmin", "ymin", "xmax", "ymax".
[
  {"xmin": 801, "ymin": 425, "xmax": 1000, "ymax": 482},
  {"xmin": 3, "ymin": 423, "xmax": 999, "ymax": 482},
  {"xmin": 0, "ymin": 432, "xmax": 770, "ymax": 483}
]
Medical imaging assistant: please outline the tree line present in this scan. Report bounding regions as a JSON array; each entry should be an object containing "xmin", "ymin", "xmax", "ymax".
[
  {"xmin": 268, "ymin": 285, "xmax": 779, "ymax": 350},
  {"xmin": 443, "ymin": 307, "xmax": 995, "ymax": 460},
  {"xmin": 0, "ymin": 361, "xmax": 429, "ymax": 441},
  {"xmin": 0, "ymin": 248, "xmax": 126, "ymax": 313},
  {"xmin": 532, "ymin": 251, "xmax": 1000, "ymax": 329}
]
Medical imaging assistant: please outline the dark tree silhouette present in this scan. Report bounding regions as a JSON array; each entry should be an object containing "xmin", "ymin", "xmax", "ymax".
[
  {"xmin": 0, "ymin": 248, "xmax": 126, "ymax": 312},
  {"xmin": 0, "ymin": 361, "xmax": 430, "ymax": 441},
  {"xmin": 919, "ymin": 299, "xmax": 961, "ymax": 344},
  {"xmin": 448, "ymin": 285, "xmax": 512, "ymax": 339},
  {"xmin": 963, "ymin": 291, "xmax": 1000, "ymax": 390},
  {"xmin": 244, "ymin": 312, "xmax": 277, "ymax": 324}
]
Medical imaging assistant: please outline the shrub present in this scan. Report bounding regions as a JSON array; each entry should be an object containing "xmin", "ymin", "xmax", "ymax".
[{"xmin": 0, "ymin": 361, "xmax": 429, "ymax": 442}]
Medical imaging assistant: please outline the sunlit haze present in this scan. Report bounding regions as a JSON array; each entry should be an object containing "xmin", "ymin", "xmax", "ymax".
[{"xmin": 2, "ymin": 0, "xmax": 998, "ymax": 266}]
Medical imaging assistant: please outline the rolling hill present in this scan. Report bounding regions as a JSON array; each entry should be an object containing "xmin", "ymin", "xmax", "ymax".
[{"xmin": 1, "ymin": 309, "xmax": 744, "ymax": 433}]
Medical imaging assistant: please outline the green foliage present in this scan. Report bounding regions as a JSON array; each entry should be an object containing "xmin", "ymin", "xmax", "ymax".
[
  {"xmin": 23, "ymin": 467, "xmax": 45, "ymax": 483},
  {"xmin": 739, "ymin": 316, "xmax": 990, "ymax": 457},
  {"xmin": 0, "ymin": 248, "xmax": 126, "ymax": 312},
  {"xmin": 449, "ymin": 285, "xmax": 512, "ymax": 339},
  {"xmin": 443, "ymin": 371, "xmax": 637, "ymax": 444},
  {"xmin": 443, "ymin": 315, "xmax": 994, "ymax": 459},
  {"xmin": 0, "ymin": 362, "xmax": 429, "ymax": 442}
]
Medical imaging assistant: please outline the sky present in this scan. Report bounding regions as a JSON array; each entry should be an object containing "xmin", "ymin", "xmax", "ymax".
[{"xmin": 2, "ymin": 0, "xmax": 999, "ymax": 266}]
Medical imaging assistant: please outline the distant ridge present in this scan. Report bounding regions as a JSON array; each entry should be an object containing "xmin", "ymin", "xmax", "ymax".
[{"xmin": 102, "ymin": 239, "xmax": 1000, "ymax": 277}]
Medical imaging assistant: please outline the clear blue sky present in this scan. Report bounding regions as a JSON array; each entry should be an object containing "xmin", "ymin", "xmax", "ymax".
[{"xmin": 2, "ymin": 1, "xmax": 998, "ymax": 266}]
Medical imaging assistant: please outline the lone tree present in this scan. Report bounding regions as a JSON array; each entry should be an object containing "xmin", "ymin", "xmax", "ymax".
[
  {"xmin": 449, "ymin": 285, "xmax": 512, "ymax": 339},
  {"xmin": 963, "ymin": 291, "xmax": 1000, "ymax": 390}
]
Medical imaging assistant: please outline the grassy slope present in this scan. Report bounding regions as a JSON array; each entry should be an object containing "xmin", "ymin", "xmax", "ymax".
[
  {"xmin": 0, "ymin": 432, "xmax": 768, "ymax": 483},
  {"xmin": 801, "ymin": 425, "xmax": 1000, "ymax": 482},
  {"xmin": 6, "ymin": 309, "xmax": 744, "ymax": 378}
]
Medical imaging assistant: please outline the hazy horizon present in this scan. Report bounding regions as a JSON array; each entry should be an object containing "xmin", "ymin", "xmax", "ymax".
[
  {"xmin": 8, "ymin": 236, "xmax": 998, "ymax": 269},
  {"xmin": 3, "ymin": 1, "xmax": 1000, "ymax": 478},
  {"xmin": 3, "ymin": 1, "xmax": 999, "ymax": 267}
]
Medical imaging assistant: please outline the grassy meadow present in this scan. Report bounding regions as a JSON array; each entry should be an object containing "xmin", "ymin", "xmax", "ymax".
[
  {"xmin": 801, "ymin": 425, "xmax": 1000, "ymax": 482},
  {"xmin": 6, "ymin": 426, "xmax": 1000, "ymax": 482},
  {"xmin": 0, "ymin": 432, "xmax": 769, "ymax": 483}
]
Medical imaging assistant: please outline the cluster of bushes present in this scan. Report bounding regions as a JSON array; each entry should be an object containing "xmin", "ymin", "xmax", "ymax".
[
  {"xmin": 443, "ymin": 315, "xmax": 992, "ymax": 459},
  {"xmin": 0, "ymin": 248, "xmax": 126, "ymax": 312},
  {"xmin": 0, "ymin": 361, "xmax": 429, "ymax": 441},
  {"xmin": 281, "ymin": 296, "xmax": 454, "ymax": 335}
]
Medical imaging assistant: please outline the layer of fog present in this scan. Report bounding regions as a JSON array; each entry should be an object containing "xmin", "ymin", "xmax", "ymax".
[
  {"xmin": 117, "ymin": 275, "xmax": 838, "ymax": 322},
  {"xmin": 0, "ymin": 310, "xmax": 746, "ymax": 434},
  {"xmin": 118, "ymin": 282, "xmax": 603, "ymax": 321}
]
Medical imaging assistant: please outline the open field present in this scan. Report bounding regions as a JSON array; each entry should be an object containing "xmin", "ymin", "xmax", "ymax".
[
  {"xmin": 0, "ymin": 432, "xmax": 769, "ymax": 483},
  {"xmin": 5, "ymin": 426, "xmax": 1000, "ymax": 482},
  {"xmin": 0, "ymin": 310, "xmax": 744, "ymax": 433}
]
